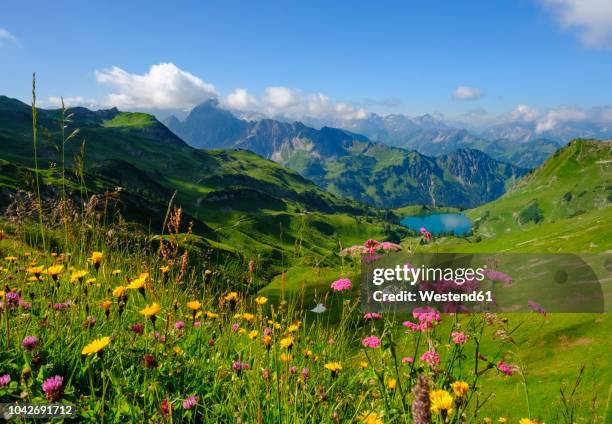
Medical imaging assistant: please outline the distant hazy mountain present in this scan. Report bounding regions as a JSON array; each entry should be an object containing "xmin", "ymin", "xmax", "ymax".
[
  {"xmin": 166, "ymin": 101, "xmax": 526, "ymax": 208},
  {"xmin": 332, "ymin": 112, "xmax": 609, "ymax": 168}
]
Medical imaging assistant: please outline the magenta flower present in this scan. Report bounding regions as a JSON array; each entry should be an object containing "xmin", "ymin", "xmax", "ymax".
[
  {"xmin": 301, "ymin": 367, "xmax": 310, "ymax": 380},
  {"xmin": 0, "ymin": 374, "xmax": 10, "ymax": 387},
  {"xmin": 330, "ymin": 278, "xmax": 352, "ymax": 292},
  {"xmin": 420, "ymin": 227, "xmax": 432, "ymax": 241},
  {"xmin": 420, "ymin": 350, "xmax": 440, "ymax": 368},
  {"xmin": 451, "ymin": 331, "xmax": 468, "ymax": 345},
  {"xmin": 402, "ymin": 356, "xmax": 414, "ymax": 364},
  {"xmin": 21, "ymin": 335, "xmax": 39, "ymax": 351},
  {"xmin": 182, "ymin": 395, "xmax": 198, "ymax": 410},
  {"xmin": 361, "ymin": 336, "xmax": 381, "ymax": 348},
  {"xmin": 413, "ymin": 306, "xmax": 440, "ymax": 323},
  {"xmin": 497, "ymin": 361, "xmax": 518, "ymax": 376},
  {"xmin": 175, "ymin": 321, "xmax": 185, "ymax": 330},
  {"xmin": 131, "ymin": 323, "xmax": 144, "ymax": 334},
  {"xmin": 483, "ymin": 269, "xmax": 513, "ymax": 285},
  {"xmin": 528, "ymin": 300, "xmax": 546, "ymax": 315},
  {"xmin": 161, "ymin": 398, "xmax": 171, "ymax": 418},
  {"xmin": 42, "ymin": 375, "xmax": 64, "ymax": 401},
  {"xmin": 193, "ymin": 321, "xmax": 202, "ymax": 328},
  {"xmin": 262, "ymin": 369, "xmax": 270, "ymax": 379},
  {"xmin": 363, "ymin": 312, "xmax": 381, "ymax": 320},
  {"xmin": 231, "ymin": 323, "xmax": 240, "ymax": 332},
  {"xmin": 380, "ymin": 241, "xmax": 402, "ymax": 251}
]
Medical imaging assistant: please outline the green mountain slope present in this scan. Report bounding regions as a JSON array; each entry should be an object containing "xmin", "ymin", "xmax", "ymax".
[
  {"xmin": 431, "ymin": 140, "xmax": 612, "ymax": 252},
  {"xmin": 0, "ymin": 96, "xmax": 405, "ymax": 266},
  {"xmin": 166, "ymin": 100, "xmax": 526, "ymax": 208}
]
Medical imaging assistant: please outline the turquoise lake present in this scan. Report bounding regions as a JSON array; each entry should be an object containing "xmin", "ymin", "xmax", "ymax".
[{"xmin": 400, "ymin": 213, "xmax": 472, "ymax": 236}]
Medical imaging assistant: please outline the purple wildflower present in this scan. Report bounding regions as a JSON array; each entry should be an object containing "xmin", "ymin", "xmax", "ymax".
[{"xmin": 42, "ymin": 375, "xmax": 64, "ymax": 401}]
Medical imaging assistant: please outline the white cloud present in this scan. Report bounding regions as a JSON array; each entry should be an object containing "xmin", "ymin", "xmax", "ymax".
[
  {"xmin": 0, "ymin": 28, "xmax": 16, "ymax": 45},
  {"xmin": 221, "ymin": 86, "xmax": 368, "ymax": 121},
  {"xmin": 95, "ymin": 63, "xmax": 217, "ymax": 109},
  {"xmin": 225, "ymin": 88, "xmax": 257, "ymax": 110},
  {"xmin": 510, "ymin": 104, "xmax": 541, "ymax": 121},
  {"xmin": 452, "ymin": 86, "xmax": 483, "ymax": 100},
  {"xmin": 542, "ymin": 0, "xmax": 612, "ymax": 48},
  {"xmin": 46, "ymin": 96, "xmax": 99, "ymax": 109},
  {"xmin": 535, "ymin": 106, "xmax": 587, "ymax": 132}
]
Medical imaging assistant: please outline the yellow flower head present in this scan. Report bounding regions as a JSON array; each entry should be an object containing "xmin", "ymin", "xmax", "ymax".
[
  {"xmin": 519, "ymin": 420, "xmax": 536, "ymax": 424},
  {"xmin": 205, "ymin": 311, "xmax": 219, "ymax": 319},
  {"xmin": 0, "ymin": 290, "xmax": 5, "ymax": 298},
  {"xmin": 255, "ymin": 296, "xmax": 268, "ymax": 305},
  {"xmin": 429, "ymin": 389, "xmax": 453, "ymax": 415},
  {"xmin": 101, "ymin": 300, "xmax": 113, "ymax": 310},
  {"xmin": 27, "ymin": 265, "xmax": 45, "ymax": 276},
  {"xmin": 70, "ymin": 270, "xmax": 88, "ymax": 283},
  {"xmin": 242, "ymin": 312, "xmax": 255, "ymax": 322},
  {"xmin": 160, "ymin": 265, "xmax": 170, "ymax": 274},
  {"xmin": 4, "ymin": 256, "xmax": 17, "ymax": 263},
  {"xmin": 358, "ymin": 411, "xmax": 383, "ymax": 424},
  {"xmin": 325, "ymin": 362, "xmax": 342, "ymax": 373},
  {"xmin": 262, "ymin": 335, "xmax": 272, "ymax": 346},
  {"xmin": 224, "ymin": 292, "xmax": 239, "ymax": 302},
  {"xmin": 279, "ymin": 336, "xmax": 294, "ymax": 349},
  {"xmin": 90, "ymin": 251, "xmax": 104, "ymax": 265},
  {"xmin": 280, "ymin": 353, "xmax": 293, "ymax": 362},
  {"xmin": 140, "ymin": 303, "xmax": 161, "ymax": 317},
  {"xmin": 387, "ymin": 378, "xmax": 397, "ymax": 390},
  {"xmin": 248, "ymin": 330, "xmax": 259, "ymax": 339},
  {"xmin": 111, "ymin": 269, "xmax": 122, "ymax": 276},
  {"xmin": 360, "ymin": 361, "xmax": 369, "ymax": 369},
  {"xmin": 498, "ymin": 418, "xmax": 508, "ymax": 423},
  {"xmin": 46, "ymin": 265, "xmax": 64, "ymax": 277},
  {"xmin": 112, "ymin": 286, "xmax": 127, "ymax": 298},
  {"xmin": 186, "ymin": 300, "xmax": 202, "ymax": 311},
  {"xmin": 82, "ymin": 336, "xmax": 111, "ymax": 355},
  {"xmin": 127, "ymin": 278, "xmax": 145, "ymax": 290},
  {"xmin": 451, "ymin": 380, "xmax": 469, "ymax": 398},
  {"xmin": 86, "ymin": 278, "xmax": 97, "ymax": 285},
  {"xmin": 287, "ymin": 322, "xmax": 301, "ymax": 333}
]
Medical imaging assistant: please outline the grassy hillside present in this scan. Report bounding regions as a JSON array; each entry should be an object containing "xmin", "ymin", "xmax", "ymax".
[
  {"xmin": 0, "ymin": 96, "xmax": 405, "ymax": 271},
  {"xmin": 428, "ymin": 140, "xmax": 612, "ymax": 253}
]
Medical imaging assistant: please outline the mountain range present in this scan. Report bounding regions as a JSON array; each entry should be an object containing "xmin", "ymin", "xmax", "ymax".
[{"xmin": 165, "ymin": 99, "xmax": 526, "ymax": 208}]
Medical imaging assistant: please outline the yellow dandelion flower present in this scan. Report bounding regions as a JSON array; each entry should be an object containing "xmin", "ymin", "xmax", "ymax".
[
  {"xmin": 82, "ymin": 336, "xmax": 111, "ymax": 355},
  {"xmin": 360, "ymin": 361, "xmax": 369, "ymax": 369},
  {"xmin": 174, "ymin": 346, "xmax": 183, "ymax": 355},
  {"xmin": 70, "ymin": 270, "xmax": 88, "ymax": 283},
  {"xmin": 279, "ymin": 336, "xmax": 294, "ymax": 349},
  {"xmin": 101, "ymin": 300, "xmax": 113, "ymax": 310},
  {"xmin": 4, "ymin": 256, "xmax": 17, "ymax": 262},
  {"xmin": 28, "ymin": 276, "xmax": 39, "ymax": 282},
  {"xmin": 451, "ymin": 380, "xmax": 469, "ymax": 398},
  {"xmin": 112, "ymin": 286, "xmax": 127, "ymax": 298},
  {"xmin": 287, "ymin": 322, "xmax": 301, "ymax": 332},
  {"xmin": 325, "ymin": 362, "xmax": 342, "ymax": 373},
  {"xmin": 498, "ymin": 418, "xmax": 508, "ymax": 423},
  {"xmin": 238, "ymin": 328, "xmax": 246, "ymax": 334},
  {"xmin": 358, "ymin": 411, "xmax": 383, "ymax": 424},
  {"xmin": 262, "ymin": 335, "xmax": 272, "ymax": 346},
  {"xmin": 248, "ymin": 330, "xmax": 259, "ymax": 339},
  {"xmin": 160, "ymin": 265, "xmax": 170, "ymax": 274},
  {"xmin": 127, "ymin": 278, "xmax": 145, "ymax": 290},
  {"xmin": 519, "ymin": 420, "xmax": 536, "ymax": 424},
  {"xmin": 280, "ymin": 353, "xmax": 293, "ymax": 362},
  {"xmin": 186, "ymin": 300, "xmax": 202, "ymax": 311},
  {"xmin": 0, "ymin": 290, "xmax": 4, "ymax": 298},
  {"xmin": 111, "ymin": 269, "xmax": 122, "ymax": 276},
  {"xmin": 46, "ymin": 264, "xmax": 64, "ymax": 276},
  {"xmin": 140, "ymin": 303, "xmax": 161, "ymax": 317},
  {"xmin": 387, "ymin": 378, "xmax": 397, "ymax": 390},
  {"xmin": 304, "ymin": 349, "xmax": 313, "ymax": 358},
  {"xmin": 255, "ymin": 296, "xmax": 268, "ymax": 305},
  {"xmin": 429, "ymin": 389, "xmax": 453, "ymax": 415},
  {"xmin": 86, "ymin": 278, "xmax": 96, "ymax": 284},
  {"xmin": 27, "ymin": 265, "xmax": 45, "ymax": 276},
  {"xmin": 205, "ymin": 311, "xmax": 219, "ymax": 319},
  {"xmin": 224, "ymin": 292, "xmax": 239, "ymax": 302},
  {"xmin": 89, "ymin": 251, "xmax": 104, "ymax": 265},
  {"xmin": 242, "ymin": 312, "xmax": 255, "ymax": 322}
]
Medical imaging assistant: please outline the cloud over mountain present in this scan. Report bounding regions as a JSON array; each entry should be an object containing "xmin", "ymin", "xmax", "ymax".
[
  {"xmin": 95, "ymin": 63, "xmax": 217, "ymax": 109},
  {"xmin": 452, "ymin": 86, "xmax": 483, "ymax": 100}
]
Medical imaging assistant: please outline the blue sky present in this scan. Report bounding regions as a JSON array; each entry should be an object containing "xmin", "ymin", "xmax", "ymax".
[{"xmin": 1, "ymin": 0, "xmax": 612, "ymax": 124}]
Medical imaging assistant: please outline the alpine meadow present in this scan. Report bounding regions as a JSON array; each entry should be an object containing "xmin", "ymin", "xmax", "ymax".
[{"xmin": 1, "ymin": 2, "xmax": 612, "ymax": 423}]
